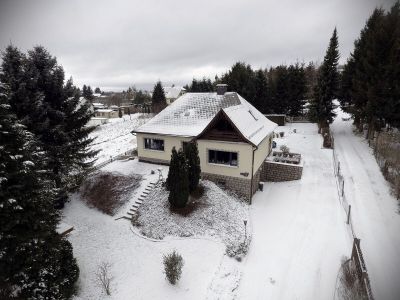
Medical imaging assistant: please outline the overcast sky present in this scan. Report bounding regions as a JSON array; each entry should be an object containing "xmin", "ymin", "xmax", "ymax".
[{"xmin": 0, "ymin": 0, "xmax": 395, "ymax": 91}]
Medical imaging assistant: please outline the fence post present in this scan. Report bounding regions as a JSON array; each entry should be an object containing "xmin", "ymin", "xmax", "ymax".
[
  {"xmin": 342, "ymin": 180, "xmax": 345, "ymax": 197},
  {"xmin": 347, "ymin": 205, "xmax": 351, "ymax": 225}
]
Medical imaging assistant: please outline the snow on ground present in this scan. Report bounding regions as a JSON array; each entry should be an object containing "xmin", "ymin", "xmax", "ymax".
[
  {"xmin": 64, "ymin": 159, "xmax": 226, "ymax": 300},
  {"xmin": 89, "ymin": 114, "xmax": 152, "ymax": 164},
  {"xmin": 135, "ymin": 180, "xmax": 250, "ymax": 257},
  {"xmin": 331, "ymin": 108, "xmax": 400, "ymax": 300},
  {"xmin": 238, "ymin": 122, "xmax": 351, "ymax": 300},
  {"xmin": 64, "ymin": 120, "xmax": 358, "ymax": 300}
]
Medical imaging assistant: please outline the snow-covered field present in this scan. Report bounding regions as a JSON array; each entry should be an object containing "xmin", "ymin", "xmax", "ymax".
[
  {"xmin": 332, "ymin": 108, "xmax": 400, "ymax": 300},
  {"xmin": 63, "ymin": 115, "xmax": 399, "ymax": 299},
  {"xmin": 89, "ymin": 114, "xmax": 151, "ymax": 164}
]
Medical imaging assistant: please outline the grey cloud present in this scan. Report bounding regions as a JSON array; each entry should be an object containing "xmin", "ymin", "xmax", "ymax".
[{"xmin": 0, "ymin": 0, "xmax": 395, "ymax": 91}]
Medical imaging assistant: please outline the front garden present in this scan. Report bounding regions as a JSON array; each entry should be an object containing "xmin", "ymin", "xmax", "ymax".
[{"xmin": 133, "ymin": 180, "xmax": 250, "ymax": 259}]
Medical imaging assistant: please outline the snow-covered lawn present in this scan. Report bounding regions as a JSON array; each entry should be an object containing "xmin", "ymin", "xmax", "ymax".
[
  {"xmin": 135, "ymin": 180, "xmax": 250, "ymax": 258},
  {"xmin": 332, "ymin": 108, "xmax": 400, "ymax": 300},
  {"xmin": 238, "ymin": 122, "xmax": 351, "ymax": 299},
  {"xmin": 64, "ymin": 159, "xmax": 227, "ymax": 300},
  {"xmin": 89, "ymin": 114, "xmax": 152, "ymax": 164},
  {"xmin": 64, "ymin": 121, "xmax": 360, "ymax": 299}
]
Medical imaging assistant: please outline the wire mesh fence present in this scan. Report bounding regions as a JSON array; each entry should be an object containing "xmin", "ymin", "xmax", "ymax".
[{"xmin": 331, "ymin": 136, "xmax": 374, "ymax": 300}]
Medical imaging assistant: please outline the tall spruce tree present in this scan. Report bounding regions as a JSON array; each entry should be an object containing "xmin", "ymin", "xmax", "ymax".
[
  {"xmin": 339, "ymin": 3, "xmax": 400, "ymax": 131},
  {"xmin": 167, "ymin": 147, "xmax": 189, "ymax": 208},
  {"xmin": 253, "ymin": 69, "xmax": 269, "ymax": 113},
  {"xmin": 287, "ymin": 64, "xmax": 307, "ymax": 116},
  {"xmin": 82, "ymin": 84, "xmax": 94, "ymax": 101},
  {"xmin": 0, "ymin": 81, "xmax": 79, "ymax": 299},
  {"xmin": 0, "ymin": 45, "xmax": 97, "ymax": 208},
  {"xmin": 151, "ymin": 81, "xmax": 167, "ymax": 113},
  {"xmin": 310, "ymin": 28, "xmax": 340, "ymax": 127},
  {"xmin": 184, "ymin": 142, "xmax": 201, "ymax": 193}
]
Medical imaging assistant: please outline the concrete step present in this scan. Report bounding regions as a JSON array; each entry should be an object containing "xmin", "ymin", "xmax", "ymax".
[
  {"xmin": 134, "ymin": 201, "xmax": 142, "ymax": 206},
  {"xmin": 127, "ymin": 211, "xmax": 135, "ymax": 216},
  {"xmin": 131, "ymin": 204, "xmax": 139, "ymax": 209},
  {"xmin": 129, "ymin": 208, "xmax": 137, "ymax": 212},
  {"xmin": 121, "ymin": 216, "xmax": 132, "ymax": 220}
]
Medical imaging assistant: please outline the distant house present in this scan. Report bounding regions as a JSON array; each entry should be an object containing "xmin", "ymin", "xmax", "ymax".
[
  {"xmin": 133, "ymin": 84, "xmax": 277, "ymax": 201},
  {"xmin": 92, "ymin": 102, "xmax": 105, "ymax": 110},
  {"xmin": 163, "ymin": 86, "xmax": 186, "ymax": 105},
  {"xmin": 94, "ymin": 109, "xmax": 119, "ymax": 118}
]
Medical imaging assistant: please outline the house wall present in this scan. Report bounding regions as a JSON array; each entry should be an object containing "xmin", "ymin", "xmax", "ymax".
[
  {"xmin": 137, "ymin": 133, "xmax": 193, "ymax": 164},
  {"xmin": 197, "ymin": 139, "xmax": 253, "ymax": 179},
  {"xmin": 253, "ymin": 133, "xmax": 273, "ymax": 175}
]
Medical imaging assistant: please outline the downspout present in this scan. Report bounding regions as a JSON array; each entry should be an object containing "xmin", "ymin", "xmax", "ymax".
[{"xmin": 250, "ymin": 146, "xmax": 256, "ymax": 205}]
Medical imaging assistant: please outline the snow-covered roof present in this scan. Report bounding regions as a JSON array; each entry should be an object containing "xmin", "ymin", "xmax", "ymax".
[
  {"xmin": 93, "ymin": 93, "xmax": 102, "ymax": 97},
  {"xmin": 163, "ymin": 86, "xmax": 186, "ymax": 99},
  {"xmin": 93, "ymin": 102, "xmax": 105, "ymax": 107},
  {"xmin": 134, "ymin": 92, "xmax": 277, "ymax": 146},
  {"xmin": 96, "ymin": 109, "xmax": 114, "ymax": 113}
]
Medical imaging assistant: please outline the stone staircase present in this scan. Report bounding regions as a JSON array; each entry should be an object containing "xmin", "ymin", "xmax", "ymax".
[{"xmin": 121, "ymin": 181, "xmax": 156, "ymax": 221}]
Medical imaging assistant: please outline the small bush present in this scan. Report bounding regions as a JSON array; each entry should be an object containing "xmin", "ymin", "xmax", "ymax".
[
  {"xmin": 163, "ymin": 250, "xmax": 184, "ymax": 285},
  {"xmin": 338, "ymin": 258, "xmax": 365, "ymax": 300},
  {"xmin": 96, "ymin": 261, "xmax": 113, "ymax": 296},
  {"xmin": 280, "ymin": 144, "xmax": 290, "ymax": 154}
]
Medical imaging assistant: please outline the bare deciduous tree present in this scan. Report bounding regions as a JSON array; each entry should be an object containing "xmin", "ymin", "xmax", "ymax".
[{"xmin": 96, "ymin": 261, "xmax": 113, "ymax": 295}]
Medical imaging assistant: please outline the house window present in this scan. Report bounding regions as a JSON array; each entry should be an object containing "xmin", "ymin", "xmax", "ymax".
[
  {"xmin": 208, "ymin": 150, "xmax": 238, "ymax": 166},
  {"xmin": 144, "ymin": 138, "xmax": 164, "ymax": 151}
]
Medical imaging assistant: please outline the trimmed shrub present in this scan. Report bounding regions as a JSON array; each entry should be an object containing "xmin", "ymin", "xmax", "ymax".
[{"xmin": 163, "ymin": 250, "xmax": 184, "ymax": 285}]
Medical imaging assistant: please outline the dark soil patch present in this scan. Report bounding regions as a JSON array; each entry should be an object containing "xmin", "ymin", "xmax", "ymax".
[{"xmin": 80, "ymin": 171, "xmax": 142, "ymax": 215}]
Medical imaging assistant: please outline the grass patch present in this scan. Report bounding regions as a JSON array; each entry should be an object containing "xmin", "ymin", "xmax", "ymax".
[{"xmin": 80, "ymin": 171, "xmax": 142, "ymax": 215}]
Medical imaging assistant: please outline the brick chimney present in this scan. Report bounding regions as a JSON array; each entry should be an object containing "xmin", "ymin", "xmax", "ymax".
[{"xmin": 216, "ymin": 84, "xmax": 228, "ymax": 95}]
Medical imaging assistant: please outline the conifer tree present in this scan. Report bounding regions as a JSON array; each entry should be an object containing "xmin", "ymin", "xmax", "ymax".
[
  {"xmin": 253, "ymin": 69, "xmax": 269, "ymax": 113},
  {"xmin": 151, "ymin": 81, "xmax": 167, "ymax": 113},
  {"xmin": 0, "ymin": 81, "xmax": 79, "ymax": 299},
  {"xmin": 0, "ymin": 45, "xmax": 97, "ymax": 208},
  {"xmin": 82, "ymin": 84, "xmax": 94, "ymax": 101},
  {"xmin": 94, "ymin": 87, "xmax": 101, "ymax": 94},
  {"xmin": 184, "ymin": 142, "xmax": 201, "ymax": 193},
  {"xmin": 310, "ymin": 28, "xmax": 340, "ymax": 127},
  {"xmin": 167, "ymin": 147, "xmax": 189, "ymax": 208}
]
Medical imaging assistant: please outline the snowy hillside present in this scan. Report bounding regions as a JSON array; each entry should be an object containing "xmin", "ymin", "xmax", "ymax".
[{"xmin": 88, "ymin": 114, "xmax": 152, "ymax": 164}]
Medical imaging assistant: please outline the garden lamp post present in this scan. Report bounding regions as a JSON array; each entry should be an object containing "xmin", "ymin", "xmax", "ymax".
[{"xmin": 243, "ymin": 219, "xmax": 247, "ymax": 242}]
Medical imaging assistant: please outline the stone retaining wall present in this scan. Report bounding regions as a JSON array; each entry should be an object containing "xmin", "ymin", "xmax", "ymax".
[
  {"xmin": 138, "ymin": 156, "xmax": 170, "ymax": 165},
  {"xmin": 261, "ymin": 161, "xmax": 303, "ymax": 182},
  {"xmin": 202, "ymin": 163, "xmax": 264, "ymax": 203}
]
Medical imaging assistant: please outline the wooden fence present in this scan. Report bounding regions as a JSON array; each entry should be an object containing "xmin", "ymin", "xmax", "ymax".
[{"xmin": 331, "ymin": 137, "xmax": 374, "ymax": 300}]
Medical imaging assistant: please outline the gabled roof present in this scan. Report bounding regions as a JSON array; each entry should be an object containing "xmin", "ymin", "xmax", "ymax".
[
  {"xmin": 163, "ymin": 86, "xmax": 186, "ymax": 99},
  {"xmin": 134, "ymin": 92, "xmax": 277, "ymax": 146}
]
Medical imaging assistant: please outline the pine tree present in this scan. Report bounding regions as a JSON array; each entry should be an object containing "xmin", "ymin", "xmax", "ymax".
[
  {"xmin": 167, "ymin": 147, "xmax": 189, "ymax": 208},
  {"xmin": 310, "ymin": 28, "xmax": 340, "ymax": 127},
  {"xmin": 220, "ymin": 62, "xmax": 256, "ymax": 103},
  {"xmin": 184, "ymin": 142, "xmax": 201, "ymax": 193},
  {"xmin": 0, "ymin": 45, "xmax": 97, "ymax": 208},
  {"xmin": 0, "ymin": 80, "xmax": 79, "ymax": 299},
  {"xmin": 94, "ymin": 87, "xmax": 101, "ymax": 94},
  {"xmin": 82, "ymin": 84, "xmax": 94, "ymax": 101},
  {"xmin": 151, "ymin": 81, "xmax": 167, "ymax": 113},
  {"xmin": 287, "ymin": 64, "xmax": 307, "ymax": 116},
  {"xmin": 253, "ymin": 69, "xmax": 269, "ymax": 113}
]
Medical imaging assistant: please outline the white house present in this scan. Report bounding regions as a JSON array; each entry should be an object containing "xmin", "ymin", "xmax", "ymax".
[
  {"xmin": 163, "ymin": 86, "xmax": 186, "ymax": 105},
  {"xmin": 134, "ymin": 84, "xmax": 277, "ymax": 201}
]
